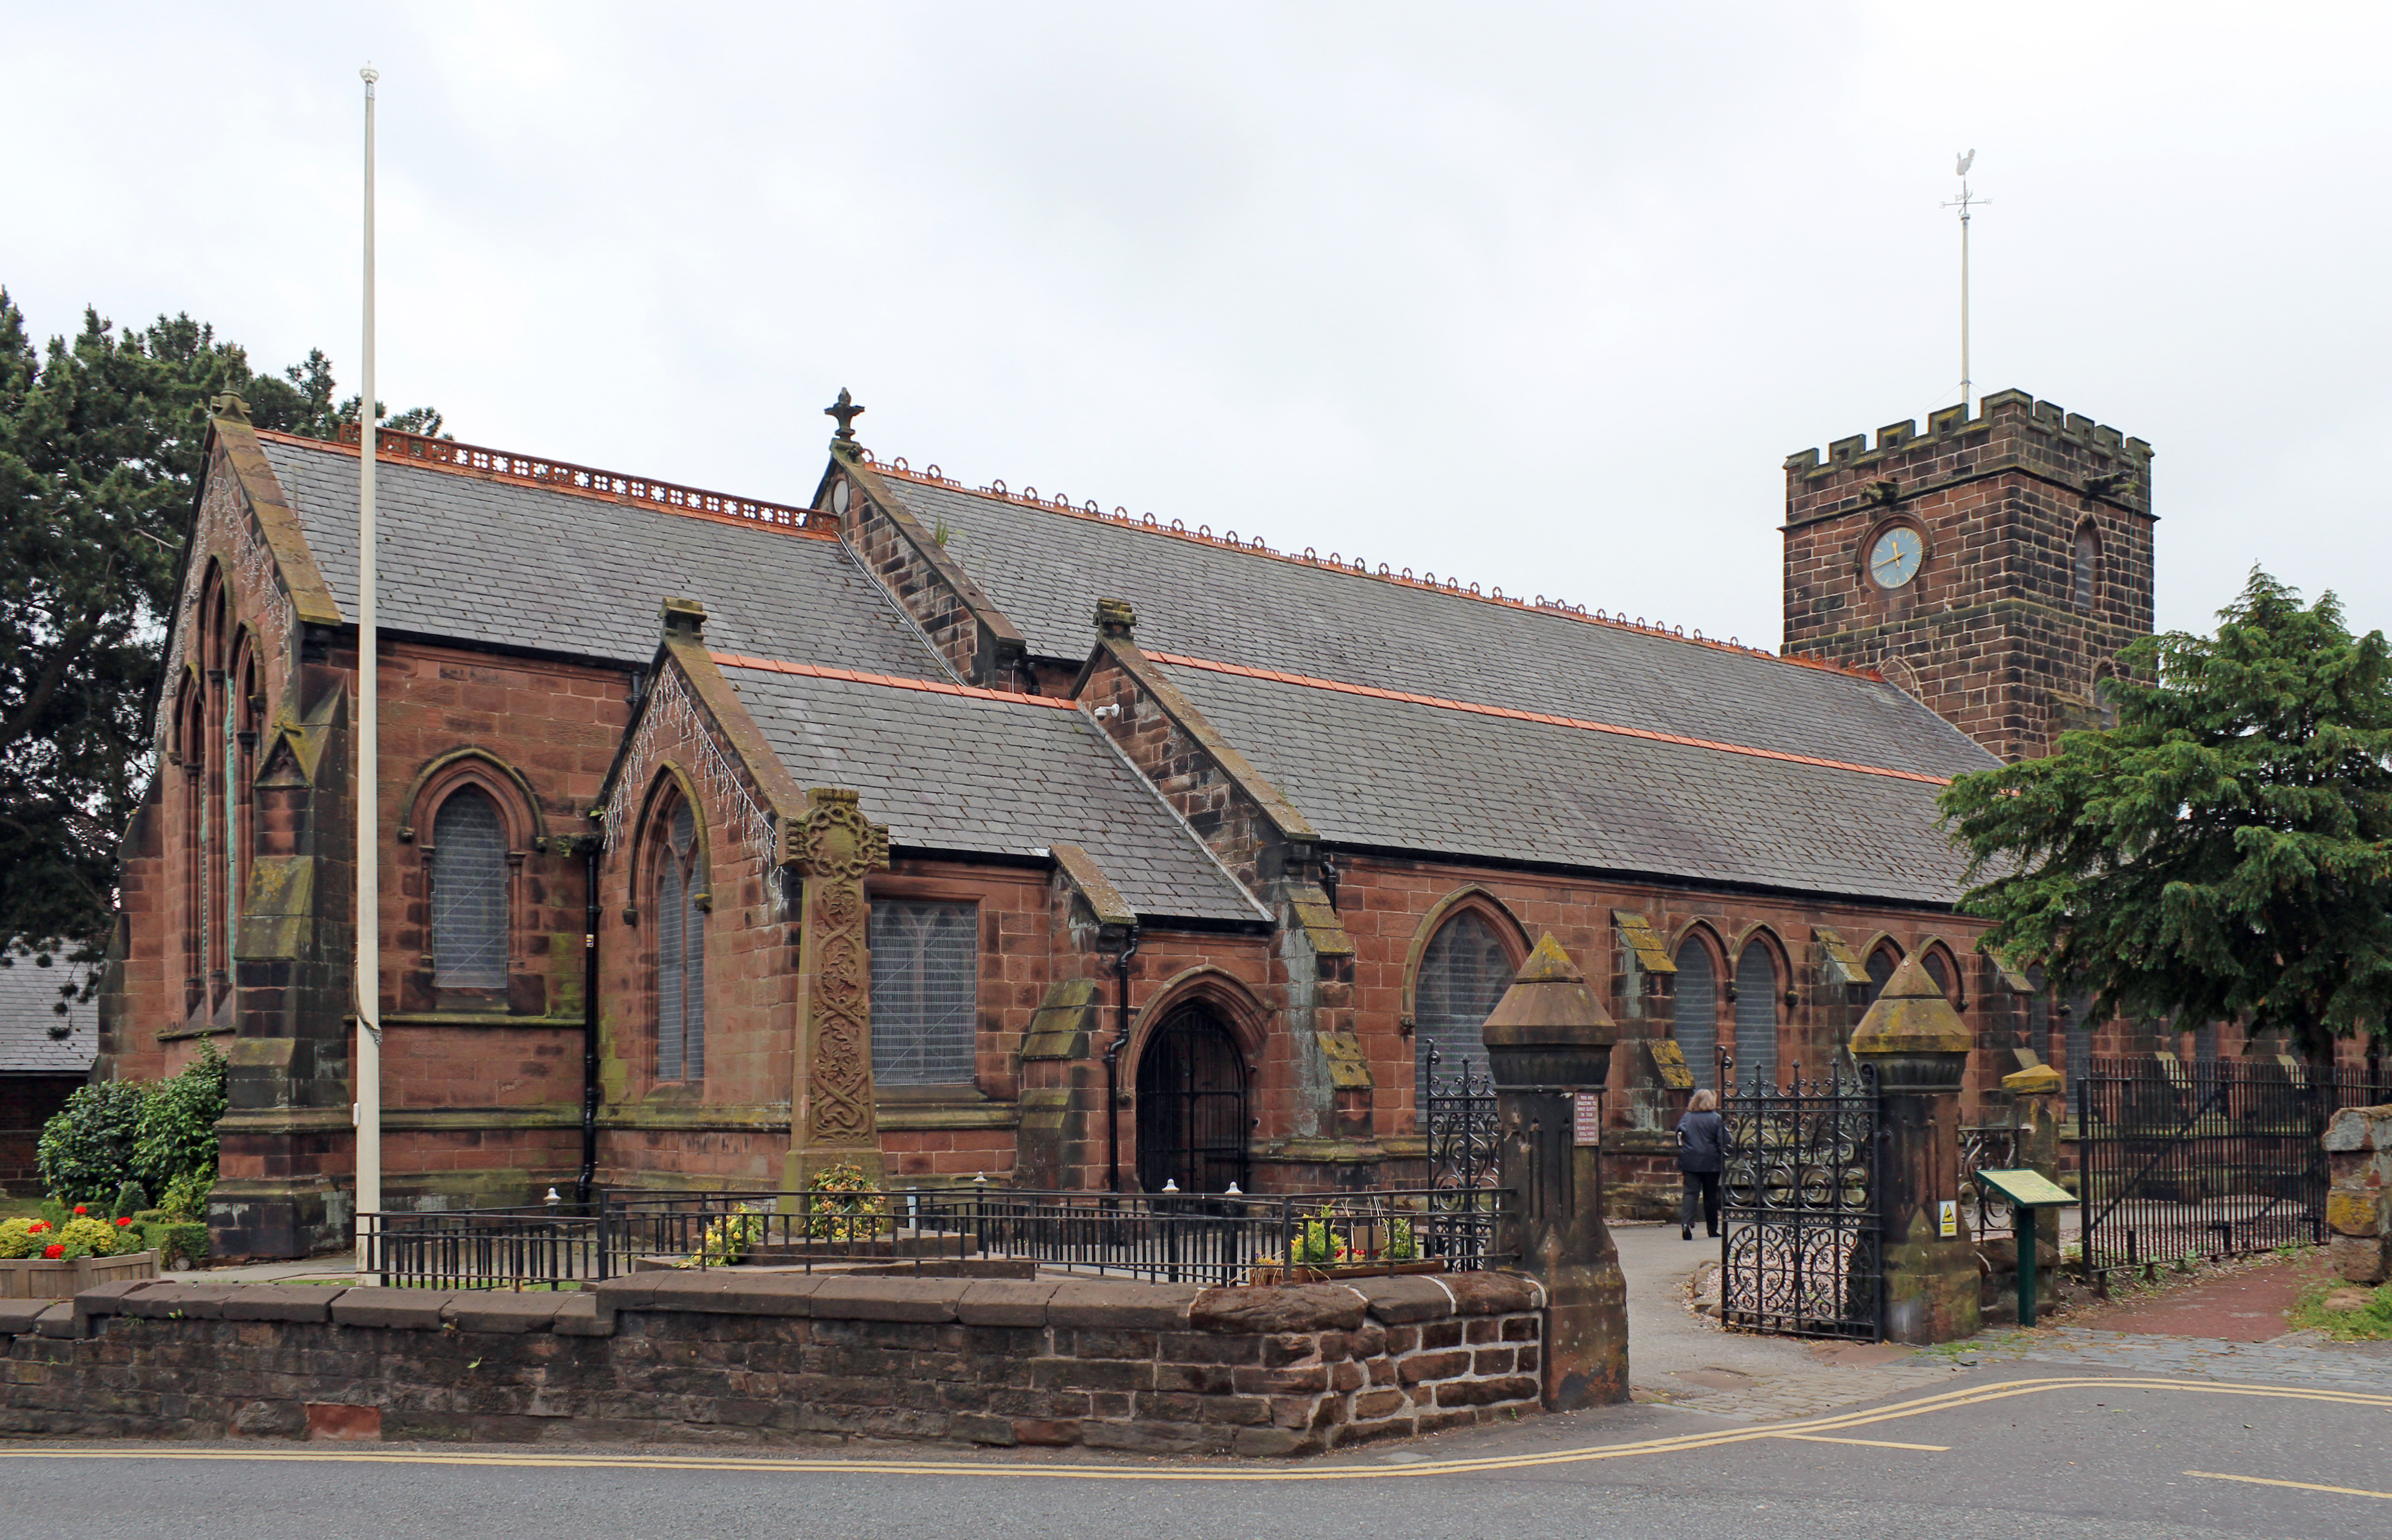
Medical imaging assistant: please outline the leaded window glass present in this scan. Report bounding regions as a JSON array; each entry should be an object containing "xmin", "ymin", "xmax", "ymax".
[
  {"xmin": 2074, "ymin": 524, "xmax": 2100, "ymax": 610},
  {"xmin": 431, "ymin": 786, "xmax": 508, "ymax": 989},
  {"xmin": 1674, "ymin": 940, "xmax": 1718, "ymax": 1090},
  {"xmin": 1415, "ymin": 911, "xmax": 1514, "ymax": 1084},
  {"xmin": 1864, "ymin": 945, "xmax": 1898, "ymax": 1008},
  {"xmin": 2063, "ymin": 990, "xmax": 2094, "ymax": 1077},
  {"xmin": 1734, "ymin": 942, "xmax": 1779, "ymax": 1088},
  {"xmin": 655, "ymin": 800, "xmax": 706, "ymax": 1081},
  {"xmin": 869, "ymin": 900, "xmax": 978, "ymax": 1085}
]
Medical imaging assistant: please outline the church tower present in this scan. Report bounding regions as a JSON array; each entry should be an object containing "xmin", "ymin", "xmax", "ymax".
[{"xmin": 1780, "ymin": 389, "xmax": 2154, "ymax": 762}]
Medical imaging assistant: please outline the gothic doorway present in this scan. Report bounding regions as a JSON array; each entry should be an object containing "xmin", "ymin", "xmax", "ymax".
[{"xmin": 1135, "ymin": 1004, "xmax": 1251, "ymax": 1194}]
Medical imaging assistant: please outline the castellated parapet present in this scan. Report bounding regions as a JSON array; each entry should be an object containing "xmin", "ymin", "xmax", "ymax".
[
  {"xmin": 1784, "ymin": 389, "xmax": 2153, "ymax": 529},
  {"xmin": 1780, "ymin": 389, "xmax": 2156, "ymax": 765}
]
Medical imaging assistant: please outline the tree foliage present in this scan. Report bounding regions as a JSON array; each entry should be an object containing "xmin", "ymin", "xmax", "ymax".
[
  {"xmin": 34, "ymin": 1040, "xmax": 228, "ymax": 1206},
  {"xmin": 0, "ymin": 287, "xmax": 440, "ymax": 964},
  {"xmin": 1941, "ymin": 569, "xmax": 2392, "ymax": 1053}
]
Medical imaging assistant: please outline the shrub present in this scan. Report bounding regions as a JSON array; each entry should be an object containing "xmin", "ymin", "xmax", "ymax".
[
  {"xmin": 36, "ymin": 1081, "xmax": 148, "ymax": 1205},
  {"xmin": 159, "ymin": 1169, "xmax": 213, "ymax": 1222},
  {"xmin": 134, "ymin": 1041, "xmax": 228, "ymax": 1195},
  {"xmin": 139, "ymin": 1220, "xmax": 208, "ymax": 1270},
  {"xmin": 0, "ymin": 1218, "xmax": 50, "ymax": 1260},
  {"xmin": 50, "ymin": 1215, "xmax": 131, "ymax": 1259},
  {"xmin": 111, "ymin": 1181, "xmax": 150, "ymax": 1221}
]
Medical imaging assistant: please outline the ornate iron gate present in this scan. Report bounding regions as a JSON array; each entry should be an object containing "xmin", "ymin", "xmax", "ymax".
[
  {"xmin": 1135, "ymin": 1005, "xmax": 1251, "ymax": 1194},
  {"xmin": 1421, "ymin": 1043, "xmax": 1499, "ymax": 1192},
  {"xmin": 1718, "ymin": 1055, "xmax": 1883, "ymax": 1341}
]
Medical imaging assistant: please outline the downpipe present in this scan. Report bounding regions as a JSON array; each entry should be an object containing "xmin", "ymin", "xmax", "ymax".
[
  {"xmin": 1106, "ymin": 926, "xmax": 1140, "ymax": 1193},
  {"xmin": 578, "ymin": 829, "xmax": 600, "ymax": 1206}
]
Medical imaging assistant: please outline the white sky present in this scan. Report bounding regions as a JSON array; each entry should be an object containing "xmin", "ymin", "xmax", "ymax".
[{"xmin": 11, "ymin": 4, "xmax": 2390, "ymax": 648}]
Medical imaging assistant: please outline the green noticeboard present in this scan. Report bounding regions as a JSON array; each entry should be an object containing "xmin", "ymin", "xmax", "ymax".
[
  {"xmin": 1973, "ymin": 1167, "xmax": 2072, "ymax": 1329},
  {"xmin": 1973, "ymin": 1167, "xmax": 2073, "ymax": 1209}
]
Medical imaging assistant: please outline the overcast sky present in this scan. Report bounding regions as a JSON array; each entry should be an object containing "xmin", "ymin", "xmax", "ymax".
[{"xmin": 12, "ymin": 4, "xmax": 2390, "ymax": 649}]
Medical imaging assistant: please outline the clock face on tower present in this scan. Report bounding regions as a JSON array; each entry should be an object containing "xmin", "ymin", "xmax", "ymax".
[{"xmin": 1868, "ymin": 526, "xmax": 1924, "ymax": 590}]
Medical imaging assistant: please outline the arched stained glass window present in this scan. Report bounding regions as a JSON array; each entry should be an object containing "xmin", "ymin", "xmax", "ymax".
[
  {"xmin": 655, "ymin": 799, "xmax": 706, "ymax": 1081},
  {"xmin": 1674, "ymin": 939, "xmax": 1718, "ymax": 1090},
  {"xmin": 1734, "ymin": 942, "xmax": 1779, "ymax": 1089},
  {"xmin": 1922, "ymin": 950, "xmax": 1953, "ymax": 1001},
  {"xmin": 431, "ymin": 786, "xmax": 508, "ymax": 989},
  {"xmin": 1415, "ymin": 911, "xmax": 1514, "ymax": 1083}
]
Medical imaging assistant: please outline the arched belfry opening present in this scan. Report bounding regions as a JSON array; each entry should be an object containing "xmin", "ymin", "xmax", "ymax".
[{"xmin": 1135, "ymin": 1003, "xmax": 1250, "ymax": 1194}]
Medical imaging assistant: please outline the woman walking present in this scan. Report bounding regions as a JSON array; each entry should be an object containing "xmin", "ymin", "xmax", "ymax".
[{"xmin": 1677, "ymin": 1089, "xmax": 1725, "ymax": 1240}]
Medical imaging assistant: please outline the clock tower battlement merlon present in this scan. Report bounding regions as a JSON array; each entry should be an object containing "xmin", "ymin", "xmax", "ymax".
[
  {"xmin": 1777, "ymin": 389, "xmax": 2156, "ymax": 764},
  {"xmin": 1782, "ymin": 389, "xmax": 2153, "ymax": 531}
]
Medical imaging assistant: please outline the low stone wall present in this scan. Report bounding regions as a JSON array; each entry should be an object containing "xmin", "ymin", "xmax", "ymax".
[{"xmin": 0, "ymin": 1268, "xmax": 1545, "ymax": 1456}]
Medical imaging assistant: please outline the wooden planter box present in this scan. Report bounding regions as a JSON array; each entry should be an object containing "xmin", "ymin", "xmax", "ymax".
[{"xmin": 0, "ymin": 1250, "xmax": 159, "ymax": 1300}]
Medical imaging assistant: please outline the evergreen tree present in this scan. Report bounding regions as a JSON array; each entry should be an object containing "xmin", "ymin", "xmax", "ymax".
[
  {"xmin": 0, "ymin": 288, "xmax": 441, "ymax": 974},
  {"xmin": 1942, "ymin": 569, "xmax": 2392, "ymax": 1054}
]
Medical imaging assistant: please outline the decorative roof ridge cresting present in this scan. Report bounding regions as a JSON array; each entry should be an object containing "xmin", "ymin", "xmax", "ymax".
[
  {"xmin": 259, "ymin": 425, "xmax": 833, "ymax": 540},
  {"xmin": 858, "ymin": 452, "xmax": 1882, "ymax": 681},
  {"xmin": 1143, "ymin": 651, "xmax": 1958, "ymax": 788}
]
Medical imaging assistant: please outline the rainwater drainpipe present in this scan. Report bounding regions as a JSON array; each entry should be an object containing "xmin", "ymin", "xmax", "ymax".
[
  {"xmin": 577, "ymin": 823, "xmax": 601, "ymax": 1205},
  {"xmin": 1105, "ymin": 925, "xmax": 1140, "ymax": 1193}
]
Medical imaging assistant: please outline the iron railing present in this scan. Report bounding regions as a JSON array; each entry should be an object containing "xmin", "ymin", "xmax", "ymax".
[
  {"xmin": 359, "ymin": 1186, "xmax": 1506, "ymax": 1291},
  {"xmin": 2076, "ymin": 1056, "xmax": 2381, "ymax": 1275},
  {"xmin": 1958, "ymin": 1124, "xmax": 2019, "ymax": 1244}
]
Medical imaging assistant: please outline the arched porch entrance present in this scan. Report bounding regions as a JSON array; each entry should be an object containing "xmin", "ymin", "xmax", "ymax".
[{"xmin": 1135, "ymin": 1004, "xmax": 1250, "ymax": 1194}]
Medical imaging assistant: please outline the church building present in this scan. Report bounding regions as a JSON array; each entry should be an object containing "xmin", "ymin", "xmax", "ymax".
[{"xmin": 100, "ymin": 387, "xmax": 2179, "ymax": 1260}]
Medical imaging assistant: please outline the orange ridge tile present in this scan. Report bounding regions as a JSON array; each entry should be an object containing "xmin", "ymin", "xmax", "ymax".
[
  {"xmin": 710, "ymin": 652, "xmax": 1079, "ymax": 708},
  {"xmin": 1141, "ymin": 650, "xmax": 1956, "ymax": 788}
]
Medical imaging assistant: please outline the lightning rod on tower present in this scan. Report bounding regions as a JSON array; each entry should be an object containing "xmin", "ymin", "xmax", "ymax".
[{"xmin": 1942, "ymin": 150, "xmax": 1988, "ymax": 415}]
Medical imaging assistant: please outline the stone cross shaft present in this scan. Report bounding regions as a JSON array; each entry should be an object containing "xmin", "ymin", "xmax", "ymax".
[{"xmin": 784, "ymin": 786, "xmax": 891, "ymax": 1188}]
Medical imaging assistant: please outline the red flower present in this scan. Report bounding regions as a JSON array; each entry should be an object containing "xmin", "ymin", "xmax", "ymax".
[
  {"xmin": 72, "ymin": 1205, "xmax": 86, "ymax": 1216},
  {"xmin": 115, "ymin": 1217, "xmax": 132, "ymax": 1227},
  {"xmin": 27, "ymin": 1221, "xmax": 47, "ymax": 1234},
  {"xmin": 42, "ymin": 1244, "xmax": 62, "ymax": 1259}
]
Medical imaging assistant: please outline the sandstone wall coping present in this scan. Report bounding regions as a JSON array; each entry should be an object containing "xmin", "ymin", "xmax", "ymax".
[{"xmin": 55, "ymin": 1269, "xmax": 1544, "ymax": 1342}]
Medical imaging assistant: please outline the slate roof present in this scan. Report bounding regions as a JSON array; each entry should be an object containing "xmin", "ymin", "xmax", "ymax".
[
  {"xmin": 0, "ymin": 954, "xmax": 97, "ymax": 1075},
  {"xmin": 874, "ymin": 476, "xmax": 1996, "ymax": 782},
  {"xmin": 721, "ymin": 662, "xmax": 1267, "ymax": 924},
  {"xmin": 259, "ymin": 436, "xmax": 942, "ymax": 677},
  {"xmin": 1156, "ymin": 661, "xmax": 1977, "ymax": 905}
]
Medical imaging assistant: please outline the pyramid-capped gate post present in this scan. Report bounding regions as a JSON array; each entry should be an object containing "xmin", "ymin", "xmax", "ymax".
[
  {"xmin": 1851, "ymin": 951, "xmax": 1978, "ymax": 1344},
  {"xmin": 1480, "ymin": 933, "xmax": 1628, "ymax": 1410}
]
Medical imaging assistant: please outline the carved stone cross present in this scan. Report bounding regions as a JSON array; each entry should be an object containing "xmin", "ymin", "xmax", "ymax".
[
  {"xmin": 785, "ymin": 787, "xmax": 891, "ymax": 1189},
  {"xmin": 824, "ymin": 388, "xmax": 866, "ymax": 442}
]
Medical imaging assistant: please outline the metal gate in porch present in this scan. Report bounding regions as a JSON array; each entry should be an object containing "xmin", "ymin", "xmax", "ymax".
[{"xmin": 1718, "ymin": 1056, "xmax": 1884, "ymax": 1340}]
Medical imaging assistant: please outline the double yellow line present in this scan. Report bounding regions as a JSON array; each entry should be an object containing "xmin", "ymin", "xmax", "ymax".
[{"xmin": 0, "ymin": 1374, "xmax": 2384, "ymax": 1481}]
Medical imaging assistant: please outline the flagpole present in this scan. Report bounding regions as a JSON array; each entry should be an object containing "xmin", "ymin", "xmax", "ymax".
[{"xmin": 355, "ymin": 62, "xmax": 383, "ymax": 1270}]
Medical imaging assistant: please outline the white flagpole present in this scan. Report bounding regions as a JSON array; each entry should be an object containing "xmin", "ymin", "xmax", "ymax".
[{"xmin": 355, "ymin": 62, "xmax": 383, "ymax": 1270}]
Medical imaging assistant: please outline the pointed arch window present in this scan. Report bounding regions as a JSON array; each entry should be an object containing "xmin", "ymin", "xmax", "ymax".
[
  {"xmin": 1734, "ymin": 941, "xmax": 1779, "ymax": 1089},
  {"xmin": 1673, "ymin": 937, "xmax": 1719, "ymax": 1090},
  {"xmin": 1415, "ymin": 911, "xmax": 1514, "ymax": 1083},
  {"xmin": 430, "ymin": 785, "xmax": 508, "ymax": 989},
  {"xmin": 653, "ymin": 799, "xmax": 706, "ymax": 1081},
  {"xmin": 1864, "ymin": 944, "xmax": 1900, "ymax": 1008}
]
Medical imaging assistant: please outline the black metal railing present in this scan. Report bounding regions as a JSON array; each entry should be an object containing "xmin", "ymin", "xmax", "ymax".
[
  {"xmin": 1958, "ymin": 1123, "xmax": 2019, "ymax": 1244},
  {"xmin": 2076, "ymin": 1056, "xmax": 2378, "ymax": 1275},
  {"xmin": 360, "ymin": 1185, "xmax": 1507, "ymax": 1291}
]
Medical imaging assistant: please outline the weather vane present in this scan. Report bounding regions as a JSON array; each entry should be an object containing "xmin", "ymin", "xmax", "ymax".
[{"xmin": 1941, "ymin": 150, "xmax": 1989, "ymax": 415}]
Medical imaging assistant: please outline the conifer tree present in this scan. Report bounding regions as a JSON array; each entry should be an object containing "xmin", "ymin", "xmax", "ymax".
[{"xmin": 1942, "ymin": 569, "xmax": 2392, "ymax": 1053}]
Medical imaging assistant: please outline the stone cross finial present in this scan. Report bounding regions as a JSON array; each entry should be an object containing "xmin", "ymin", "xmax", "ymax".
[
  {"xmin": 211, "ymin": 392, "xmax": 251, "ymax": 423},
  {"xmin": 824, "ymin": 388, "xmax": 865, "ymax": 442},
  {"xmin": 660, "ymin": 596, "xmax": 707, "ymax": 639}
]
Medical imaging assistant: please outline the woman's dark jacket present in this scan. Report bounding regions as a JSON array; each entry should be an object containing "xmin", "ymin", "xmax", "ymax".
[{"xmin": 1675, "ymin": 1109, "xmax": 1727, "ymax": 1174}]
